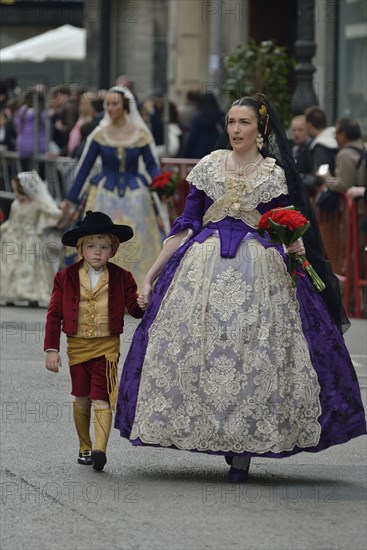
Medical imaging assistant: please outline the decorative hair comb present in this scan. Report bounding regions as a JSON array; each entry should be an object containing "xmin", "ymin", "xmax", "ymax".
[
  {"xmin": 253, "ymin": 93, "xmax": 267, "ymax": 114},
  {"xmin": 259, "ymin": 104, "xmax": 267, "ymax": 116},
  {"xmin": 252, "ymin": 93, "xmax": 269, "ymax": 134}
]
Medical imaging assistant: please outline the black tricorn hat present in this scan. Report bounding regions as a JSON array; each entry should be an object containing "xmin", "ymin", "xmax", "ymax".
[{"xmin": 61, "ymin": 210, "xmax": 134, "ymax": 247}]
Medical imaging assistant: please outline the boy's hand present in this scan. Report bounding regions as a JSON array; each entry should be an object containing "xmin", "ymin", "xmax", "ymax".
[
  {"xmin": 139, "ymin": 281, "xmax": 153, "ymax": 308},
  {"xmin": 137, "ymin": 295, "xmax": 148, "ymax": 311},
  {"xmin": 45, "ymin": 351, "xmax": 62, "ymax": 373}
]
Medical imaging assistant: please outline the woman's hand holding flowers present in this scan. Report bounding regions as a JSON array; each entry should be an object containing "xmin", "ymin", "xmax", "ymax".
[
  {"xmin": 286, "ymin": 238, "xmax": 305, "ymax": 256},
  {"xmin": 257, "ymin": 207, "xmax": 325, "ymax": 291}
]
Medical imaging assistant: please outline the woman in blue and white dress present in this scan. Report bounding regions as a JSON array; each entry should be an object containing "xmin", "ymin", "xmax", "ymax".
[{"xmin": 62, "ymin": 86, "xmax": 163, "ymax": 288}]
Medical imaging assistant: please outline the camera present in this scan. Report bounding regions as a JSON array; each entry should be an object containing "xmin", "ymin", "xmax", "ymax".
[{"xmin": 317, "ymin": 164, "xmax": 329, "ymax": 176}]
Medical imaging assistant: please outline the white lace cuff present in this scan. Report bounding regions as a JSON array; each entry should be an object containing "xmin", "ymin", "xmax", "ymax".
[{"xmin": 163, "ymin": 229, "xmax": 192, "ymax": 247}]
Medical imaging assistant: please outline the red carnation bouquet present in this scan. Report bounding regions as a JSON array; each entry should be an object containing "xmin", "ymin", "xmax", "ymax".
[
  {"xmin": 257, "ymin": 206, "xmax": 326, "ymax": 291},
  {"xmin": 150, "ymin": 171, "xmax": 178, "ymax": 200}
]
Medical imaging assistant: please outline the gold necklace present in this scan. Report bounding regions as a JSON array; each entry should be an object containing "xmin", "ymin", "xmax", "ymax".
[{"xmin": 226, "ymin": 155, "xmax": 263, "ymax": 211}]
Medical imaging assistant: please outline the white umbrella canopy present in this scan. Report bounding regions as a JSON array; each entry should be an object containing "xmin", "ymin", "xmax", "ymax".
[{"xmin": 0, "ymin": 24, "xmax": 86, "ymax": 62}]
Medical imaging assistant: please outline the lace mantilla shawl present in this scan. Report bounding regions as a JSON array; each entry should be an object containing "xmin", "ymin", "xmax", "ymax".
[
  {"xmin": 186, "ymin": 150, "xmax": 288, "ymax": 228},
  {"xmin": 93, "ymin": 126, "xmax": 153, "ymax": 149},
  {"xmin": 92, "ymin": 126, "xmax": 154, "ymax": 171}
]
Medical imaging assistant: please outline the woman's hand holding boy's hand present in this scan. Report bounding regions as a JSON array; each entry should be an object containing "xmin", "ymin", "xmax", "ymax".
[
  {"xmin": 138, "ymin": 279, "xmax": 153, "ymax": 310},
  {"xmin": 45, "ymin": 351, "xmax": 62, "ymax": 373},
  {"xmin": 137, "ymin": 295, "xmax": 148, "ymax": 311}
]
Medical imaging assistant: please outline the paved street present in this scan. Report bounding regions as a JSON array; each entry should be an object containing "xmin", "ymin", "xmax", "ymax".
[{"xmin": 1, "ymin": 304, "xmax": 366, "ymax": 550}]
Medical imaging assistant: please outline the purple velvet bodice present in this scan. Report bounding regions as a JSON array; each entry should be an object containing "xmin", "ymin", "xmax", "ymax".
[{"xmin": 168, "ymin": 184, "xmax": 290, "ymax": 257}]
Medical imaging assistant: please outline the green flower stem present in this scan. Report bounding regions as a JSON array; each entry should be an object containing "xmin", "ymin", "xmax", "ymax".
[
  {"xmin": 288, "ymin": 252, "xmax": 297, "ymax": 287},
  {"xmin": 297, "ymin": 255, "xmax": 326, "ymax": 292}
]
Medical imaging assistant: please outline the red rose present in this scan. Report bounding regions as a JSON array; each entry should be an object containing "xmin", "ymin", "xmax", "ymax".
[
  {"xmin": 150, "ymin": 171, "xmax": 177, "ymax": 198},
  {"xmin": 258, "ymin": 210, "xmax": 274, "ymax": 230},
  {"xmin": 270, "ymin": 210, "xmax": 308, "ymax": 231}
]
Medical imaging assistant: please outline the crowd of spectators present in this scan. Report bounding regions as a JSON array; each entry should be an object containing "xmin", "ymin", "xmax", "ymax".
[{"xmin": 0, "ymin": 77, "xmax": 228, "ymax": 168}]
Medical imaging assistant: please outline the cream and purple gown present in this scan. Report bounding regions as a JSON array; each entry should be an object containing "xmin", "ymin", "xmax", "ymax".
[{"xmin": 115, "ymin": 150, "xmax": 366, "ymax": 459}]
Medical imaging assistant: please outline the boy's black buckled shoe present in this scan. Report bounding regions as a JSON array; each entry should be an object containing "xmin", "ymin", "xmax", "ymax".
[
  {"xmin": 78, "ymin": 450, "xmax": 92, "ymax": 465},
  {"xmin": 91, "ymin": 450, "xmax": 107, "ymax": 471}
]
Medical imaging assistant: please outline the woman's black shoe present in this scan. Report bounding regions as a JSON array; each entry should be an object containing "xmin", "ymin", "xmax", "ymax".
[{"xmin": 91, "ymin": 450, "xmax": 107, "ymax": 471}]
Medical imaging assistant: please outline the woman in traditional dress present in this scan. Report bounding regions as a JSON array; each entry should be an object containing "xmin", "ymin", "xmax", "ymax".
[
  {"xmin": 62, "ymin": 86, "xmax": 163, "ymax": 288},
  {"xmin": 114, "ymin": 95, "xmax": 366, "ymax": 482}
]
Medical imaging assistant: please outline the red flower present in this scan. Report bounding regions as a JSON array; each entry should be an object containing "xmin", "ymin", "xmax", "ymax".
[
  {"xmin": 270, "ymin": 210, "xmax": 308, "ymax": 231},
  {"xmin": 257, "ymin": 206, "xmax": 325, "ymax": 292},
  {"xmin": 150, "ymin": 171, "xmax": 178, "ymax": 198},
  {"xmin": 258, "ymin": 210, "xmax": 273, "ymax": 230}
]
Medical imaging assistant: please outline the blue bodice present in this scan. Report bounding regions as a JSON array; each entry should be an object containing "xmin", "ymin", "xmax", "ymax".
[{"xmin": 66, "ymin": 127, "xmax": 160, "ymax": 202}]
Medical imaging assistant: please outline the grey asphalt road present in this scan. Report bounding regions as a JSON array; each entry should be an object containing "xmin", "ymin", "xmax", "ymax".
[{"xmin": 1, "ymin": 305, "xmax": 366, "ymax": 550}]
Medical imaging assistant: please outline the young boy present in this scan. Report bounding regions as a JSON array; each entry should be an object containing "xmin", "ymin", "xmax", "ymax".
[{"xmin": 44, "ymin": 210, "xmax": 145, "ymax": 471}]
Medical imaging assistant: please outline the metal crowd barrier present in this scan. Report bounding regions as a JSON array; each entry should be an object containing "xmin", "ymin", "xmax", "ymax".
[
  {"xmin": 0, "ymin": 150, "xmax": 79, "ymax": 200},
  {"xmin": 343, "ymin": 195, "xmax": 367, "ymax": 318},
  {"xmin": 0, "ymin": 152, "xmax": 198, "ymax": 206}
]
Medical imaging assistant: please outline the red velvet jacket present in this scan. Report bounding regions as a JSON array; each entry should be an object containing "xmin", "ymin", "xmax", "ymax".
[{"xmin": 44, "ymin": 260, "xmax": 144, "ymax": 351}]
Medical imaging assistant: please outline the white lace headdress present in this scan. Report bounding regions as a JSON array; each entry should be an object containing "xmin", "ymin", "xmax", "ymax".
[
  {"xmin": 17, "ymin": 171, "xmax": 55, "ymax": 205},
  {"xmin": 16, "ymin": 170, "xmax": 62, "ymax": 233},
  {"xmin": 101, "ymin": 86, "xmax": 151, "ymax": 134}
]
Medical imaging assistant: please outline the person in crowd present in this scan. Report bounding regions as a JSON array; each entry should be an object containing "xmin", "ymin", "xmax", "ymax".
[
  {"xmin": 49, "ymin": 85, "xmax": 79, "ymax": 155},
  {"xmin": 305, "ymin": 106, "xmax": 340, "ymax": 272},
  {"xmin": 13, "ymin": 89, "xmax": 48, "ymax": 170},
  {"xmin": 291, "ymin": 114, "xmax": 316, "ymax": 197},
  {"xmin": 71, "ymin": 121, "xmax": 95, "ymax": 160},
  {"xmin": 177, "ymin": 88, "xmax": 201, "ymax": 157},
  {"xmin": 181, "ymin": 92, "xmax": 225, "ymax": 159},
  {"xmin": 318, "ymin": 118, "xmax": 366, "ymax": 194},
  {"xmin": 67, "ymin": 92, "xmax": 99, "ymax": 157},
  {"xmin": 0, "ymin": 108, "xmax": 16, "ymax": 151},
  {"xmin": 114, "ymin": 94, "xmax": 366, "ymax": 483},
  {"xmin": 115, "ymin": 75, "xmax": 142, "ymax": 109},
  {"xmin": 318, "ymin": 118, "xmax": 367, "ymax": 300},
  {"xmin": 140, "ymin": 93, "xmax": 165, "ymax": 149},
  {"xmin": 347, "ymin": 185, "xmax": 367, "ymax": 201},
  {"xmin": 90, "ymin": 90, "xmax": 107, "ymax": 130},
  {"xmin": 3, "ymin": 97, "xmax": 20, "ymax": 122},
  {"xmin": 305, "ymin": 106, "xmax": 338, "ymax": 175},
  {"xmin": 44, "ymin": 211, "xmax": 145, "ymax": 471},
  {"xmin": 0, "ymin": 81, "xmax": 8, "ymax": 110},
  {"xmin": 61, "ymin": 86, "xmax": 164, "ymax": 288},
  {"xmin": 154, "ymin": 101, "xmax": 182, "ymax": 158},
  {"xmin": 0, "ymin": 78, "xmax": 18, "ymax": 109},
  {"xmin": 177, "ymin": 88, "xmax": 201, "ymax": 133},
  {"xmin": 0, "ymin": 171, "xmax": 63, "ymax": 307}
]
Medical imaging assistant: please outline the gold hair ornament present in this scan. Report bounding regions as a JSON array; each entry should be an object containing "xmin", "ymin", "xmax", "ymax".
[
  {"xmin": 252, "ymin": 93, "xmax": 269, "ymax": 135},
  {"xmin": 259, "ymin": 104, "xmax": 267, "ymax": 116}
]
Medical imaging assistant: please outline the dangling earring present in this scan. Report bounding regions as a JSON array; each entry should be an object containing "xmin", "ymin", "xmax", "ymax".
[{"xmin": 256, "ymin": 134, "xmax": 264, "ymax": 150}]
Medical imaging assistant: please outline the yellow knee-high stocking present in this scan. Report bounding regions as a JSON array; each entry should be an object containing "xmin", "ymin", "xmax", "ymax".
[
  {"xmin": 94, "ymin": 408, "xmax": 112, "ymax": 453},
  {"xmin": 73, "ymin": 402, "xmax": 92, "ymax": 452}
]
